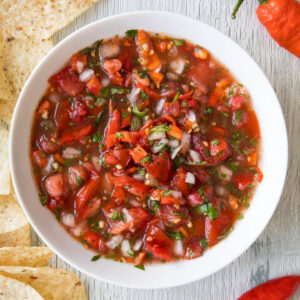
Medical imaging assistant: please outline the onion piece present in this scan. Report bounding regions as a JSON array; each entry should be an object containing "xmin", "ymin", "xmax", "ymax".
[
  {"xmin": 185, "ymin": 172, "xmax": 196, "ymax": 184},
  {"xmin": 169, "ymin": 139, "xmax": 179, "ymax": 148},
  {"xmin": 122, "ymin": 208, "xmax": 133, "ymax": 223},
  {"xmin": 169, "ymin": 58, "xmax": 186, "ymax": 75},
  {"xmin": 181, "ymin": 132, "xmax": 191, "ymax": 154},
  {"xmin": 132, "ymin": 173, "xmax": 145, "ymax": 181},
  {"xmin": 91, "ymin": 156, "xmax": 101, "ymax": 172},
  {"xmin": 156, "ymin": 220, "xmax": 166, "ymax": 231},
  {"xmin": 188, "ymin": 110, "xmax": 196, "ymax": 122},
  {"xmin": 48, "ymin": 90, "xmax": 63, "ymax": 103},
  {"xmin": 133, "ymin": 239, "xmax": 143, "ymax": 251},
  {"xmin": 148, "ymin": 131, "xmax": 166, "ymax": 141},
  {"xmin": 171, "ymin": 145, "xmax": 182, "ymax": 160},
  {"xmin": 79, "ymin": 68, "xmax": 94, "ymax": 82},
  {"xmin": 101, "ymin": 77, "xmax": 110, "ymax": 87},
  {"xmin": 44, "ymin": 155, "xmax": 55, "ymax": 174},
  {"xmin": 189, "ymin": 149, "xmax": 201, "ymax": 163},
  {"xmin": 62, "ymin": 147, "xmax": 81, "ymax": 159},
  {"xmin": 129, "ymin": 199, "xmax": 142, "ymax": 207},
  {"xmin": 106, "ymin": 235, "xmax": 124, "ymax": 249},
  {"xmin": 76, "ymin": 61, "xmax": 84, "ymax": 74},
  {"xmin": 99, "ymin": 42, "xmax": 121, "ymax": 58},
  {"xmin": 215, "ymin": 185, "xmax": 229, "ymax": 197},
  {"xmin": 61, "ymin": 213, "xmax": 75, "ymax": 227},
  {"xmin": 155, "ymin": 98, "xmax": 165, "ymax": 115},
  {"xmin": 173, "ymin": 240, "xmax": 184, "ymax": 256},
  {"xmin": 121, "ymin": 240, "xmax": 132, "ymax": 257},
  {"xmin": 127, "ymin": 87, "xmax": 141, "ymax": 104},
  {"xmin": 171, "ymin": 190, "xmax": 183, "ymax": 199},
  {"xmin": 70, "ymin": 221, "xmax": 87, "ymax": 237},
  {"xmin": 166, "ymin": 72, "xmax": 179, "ymax": 81},
  {"xmin": 218, "ymin": 165, "xmax": 233, "ymax": 181},
  {"xmin": 152, "ymin": 141, "xmax": 167, "ymax": 153}
]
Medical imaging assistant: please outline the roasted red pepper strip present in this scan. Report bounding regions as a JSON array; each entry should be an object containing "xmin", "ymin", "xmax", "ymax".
[
  {"xmin": 232, "ymin": 0, "xmax": 300, "ymax": 58},
  {"xmin": 237, "ymin": 276, "xmax": 300, "ymax": 300}
]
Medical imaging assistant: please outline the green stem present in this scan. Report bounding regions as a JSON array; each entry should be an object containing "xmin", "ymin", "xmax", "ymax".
[{"xmin": 231, "ymin": 0, "xmax": 245, "ymax": 19}]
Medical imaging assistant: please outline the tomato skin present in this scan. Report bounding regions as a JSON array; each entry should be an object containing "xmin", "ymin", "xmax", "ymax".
[
  {"xmin": 232, "ymin": 172, "xmax": 254, "ymax": 191},
  {"xmin": 187, "ymin": 185, "xmax": 212, "ymax": 207},
  {"xmin": 205, "ymin": 210, "xmax": 233, "ymax": 247},
  {"xmin": 146, "ymin": 224, "xmax": 173, "ymax": 247},
  {"xmin": 184, "ymin": 236, "xmax": 204, "ymax": 259},
  {"xmin": 69, "ymin": 100, "xmax": 87, "ymax": 123},
  {"xmin": 158, "ymin": 205, "xmax": 189, "ymax": 227},
  {"xmin": 38, "ymin": 134, "xmax": 59, "ymax": 154},
  {"xmin": 144, "ymin": 151, "xmax": 173, "ymax": 184},
  {"xmin": 81, "ymin": 197, "xmax": 101, "ymax": 220},
  {"xmin": 145, "ymin": 242, "xmax": 171, "ymax": 262},
  {"xmin": 104, "ymin": 109, "xmax": 121, "ymax": 148},
  {"xmin": 111, "ymin": 187, "xmax": 127, "ymax": 205},
  {"xmin": 54, "ymin": 99, "xmax": 71, "ymax": 131},
  {"xmin": 32, "ymin": 150, "xmax": 47, "ymax": 168},
  {"xmin": 83, "ymin": 230, "xmax": 99, "ymax": 249},
  {"xmin": 171, "ymin": 167, "xmax": 190, "ymax": 196},
  {"xmin": 58, "ymin": 123, "xmax": 92, "ymax": 145},
  {"xmin": 87, "ymin": 75, "xmax": 102, "ymax": 96}
]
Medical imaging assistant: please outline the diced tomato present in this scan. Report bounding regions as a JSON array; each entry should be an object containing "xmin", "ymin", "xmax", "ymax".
[
  {"xmin": 81, "ymin": 197, "xmax": 101, "ymax": 220},
  {"xmin": 130, "ymin": 145, "xmax": 148, "ymax": 163},
  {"xmin": 245, "ymin": 110, "xmax": 260, "ymax": 139},
  {"xmin": 254, "ymin": 167, "xmax": 263, "ymax": 183},
  {"xmin": 120, "ymin": 109, "xmax": 131, "ymax": 128},
  {"xmin": 102, "ymin": 59, "xmax": 122, "ymax": 75},
  {"xmin": 37, "ymin": 100, "xmax": 51, "ymax": 115},
  {"xmin": 118, "ymin": 48, "xmax": 133, "ymax": 71},
  {"xmin": 87, "ymin": 75, "xmax": 102, "ymax": 96},
  {"xmin": 54, "ymin": 99, "xmax": 71, "ymax": 131},
  {"xmin": 71, "ymin": 53, "xmax": 87, "ymax": 72},
  {"xmin": 48, "ymin": 196, "xmax": 66, "ymax": 211},
  {"xmin": 75, "ymin": 172, "xmax": 101, "ymax": 219},
  {"xmin": 44, "ymin": 173, "xmax": 68, "ymax": 198},
  {"xmin": 32, "ymin": 150, "xmax": 47, "ymax": 168},
  {"xmin": 144, "ymin": 151, "xmax": 173, "ymax": 183},
  {"xmin": 112, "ymin": 149, "xmax": 131, "ymax": 167},
  {"xmin": 163, "ymin": 100, "xmax": 181, "ymax": 117},
  {"xmin": 232, "ymin": 172, "xmax": 254, "ymax": 191},
  {"xmin": 38, "ymin": 134, "xmax": 59, "ymax": 154},
  {"xmin": 146, "ymin": 224, "xmax": 173, "ymax": 247},
  {"xmin": 230, "ymin": 95, "xmax": 245, "ymax": 111},
  {"xmin": 161, "ymin": 196, "xmax": 179, "ymax": 205},
  {"xmin": 59, "ymin": 123, "xmax": 92, "ymax": 145},
  {"xmin": 233, "ymin": 110, "xmax": 249, "ymax": 128},
  {"xmin": 112, "ymin": 174, "xmax": 150, "ymax": 199},
  {"xmin": 111, "ymin": 187, "xmax": 127, "ymax": 205},
  {"xmin": 179, "ymin": 90, "xmax": 193, "ymax": 101},
  {"xmin": 69, "ymin": 100, "xmax": 87, "ymax": 123},
  {"xmin": 183, "ymin": 164, "xmax": 211, "ymax": 184},
  {"xmin": 184, "ymin": 236, "xmax": 204, "ymax": 259},
  {"xmin": 145, "ymin": 242, "xmax": 171, "ymax": 262},
  {"xmin": 83, "ymin": 230, "xmax": 99, "ymax": 249},
  {"xmin": 158, "ymin": 205, "xmax": 189, "ymax": 227},
  {"xmin": 104, "ymin": 109, "xmax": 121, "ymax": 148},
  {"xmin": 187, "ymin": 184, "xmax": 213, "ymax": 207},
  {"xmin": 67, "ymin": 165, "xmax": 87, "ymax": 190},
  {"xmin": 205, "ymin": 210, "xmax": 233, "ymax": 247},
  {"xmin": 171, "ymin": 167, "xmax": 190, "ymax": 196}
]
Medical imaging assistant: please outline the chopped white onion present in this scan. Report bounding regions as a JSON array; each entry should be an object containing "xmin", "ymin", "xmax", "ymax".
[
  {"xmin": 152, "ymin": 141, "xmax": 167, "ymax": 153},
  {"xmin": 121, "ymin": 239, "xmax": 132, "ymax": 257},
  {"xmin": 156, "ymin": 220, "xmax": 166, "ymax": 231},
  {"xmin": 122, "ymin": 208, "xmax": 133, "ymax": 223},
  {"xmin": 145, "ymin": 173, "xmax": 156, "ymax": 186},
  {"xmin": 155, "ymin": 98, "xmax": 165, "ymax": 115},
  {"xmin": 44, "ymin": 155, "xmax": 55, "ymax": 174},
  {"xmin": 188, "ymin": 110, "xmax": 196, "ymax": 122},
  {"xmin": 127, "ymin": 87, "xmax": 141, "ymax": 104},
  {"xmin": 171, "ymin": 145, "xmax": 182, "ymax": 159},
  {"xmin": 82, "ymin": 95, "xmax": 95, "ymax": 102},
  {"xmin": 209, "ymin": 61, "xmax": 216, "ymax": 69},
  {"xmin": 169, "ymin": 58, "xmax": 186, "ymax": 75},
  {"xmin": 169, "ymin": 139, "xmax": 179, "ymax": 148},
  {"xmin": 76, "ymin": 60, "xmax": 84, "ymax": 74},
  {"xmin": 218, "ymin": 165, "xmax": 233, "ymax": 181},
  {"xmin": 61, "ymin": 213, "xmax": 75, "ymax": 227},
  {"xmin": 171, "ymin": 190, "xmax": 183, "ymax": 199},
  {"xmin": 79, "ymin": 68, "xmax": 94, "ymax": 82},
  {"xmin": 158, "ymin": 185, "xmax": 169, "ymax": 191},
  {"xmin": 185, "ymin": 172, "xmax": 196, "ymax": 184},
  {"xmin": 91, "ymin": 156, "xmax": 101, "ymax": 172},
  {"xmin": 101, "ymin": 77, "xmax": 110, "ymax": 87},
  {"xmin": 148, "ymin": 131, "xmax": 166, "ymax": 140},
  {"xmin": 70, "ymin": 221, "xmax": 87, "ymax": 237},
  {"xmin": 173, "ymin": 240, "xmax": 184, "ymax": 256},
  {"xmin": 189, "ymin": 149, "xmax": 201, "ymax": 163},
  {"xmin": 129, "ymin": 199, "xmax": 142, "ymax": 207},
  {"xmin": 166, "ymin": 72, "xmax": 179, "ymax": 81},
  {"xmin": 99, "ymin": 43, "xmax": 121, "ymax": 58},
  {"xmin": 48, "ymin": 91, "xmax": 63, "ymax": 103},
  {"xmin": 132, "ymin": 173, "xmax": 145, "ymax": 181},
  {"xmin": 181, "ymin": 132, "xmax": 191, "ymax": 154},
  {"xmin": 106, "ymin": 234, "xmax": 124, "ymax": 249},
  {"xmin": 133, "ymin": 239, "xmax": 143, "ymax": 251},
  {"xmin": 215, "ymin": 185, "xmax": 229, "ymax": 197},
  {"xmin": 62, "ymin": 147, "xmax": 81, "ymax": 159}
]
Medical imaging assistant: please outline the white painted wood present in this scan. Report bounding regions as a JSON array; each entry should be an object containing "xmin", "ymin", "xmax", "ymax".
[{"xmin": 31, "ymin": 0, "xmax": 300, "ymax": 299}]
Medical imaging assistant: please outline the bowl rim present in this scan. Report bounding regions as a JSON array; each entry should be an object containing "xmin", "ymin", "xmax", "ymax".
[{"xmin": 9, "ymin": 10, "xmax": 288, "ymax": 289}]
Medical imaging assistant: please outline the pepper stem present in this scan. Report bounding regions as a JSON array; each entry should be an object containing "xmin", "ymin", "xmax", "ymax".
[{"xmin": 231, "ymin": 0, "xmax": 245, "ymax": 19}]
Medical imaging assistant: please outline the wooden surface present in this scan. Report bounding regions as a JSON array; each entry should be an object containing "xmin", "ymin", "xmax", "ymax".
[{"xmin": 31, "ymin": 0, "xmax": 300, "ymax": 299}]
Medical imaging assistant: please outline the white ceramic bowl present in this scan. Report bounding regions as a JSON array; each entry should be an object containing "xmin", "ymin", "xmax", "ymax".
[{"xmin": 10, "ymin": 11, "xmax": 288, "ymax": 289}]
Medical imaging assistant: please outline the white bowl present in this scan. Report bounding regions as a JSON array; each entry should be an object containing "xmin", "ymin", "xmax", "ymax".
[{"xmin": 10, "ymin": 11, "xmax": 288, "ymax": 289}]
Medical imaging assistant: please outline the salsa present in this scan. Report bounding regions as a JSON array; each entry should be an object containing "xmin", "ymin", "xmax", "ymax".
[{"xmin": 31, "ymin": 29, "xmax": 263, "ymax": 266}]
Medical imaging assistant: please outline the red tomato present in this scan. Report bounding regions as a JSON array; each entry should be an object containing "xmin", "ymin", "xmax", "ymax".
[
  {"xmin": 71, "ymin": 53, "xmax": 87, "ymax": 72},
  {"xmin": 205, "ymin": 210, "xmax": 233, "ymax": 247},
  {"xmin": 111, "ymin": 187, "xmax": 127, "ymax": 205},
  {"xmin": 230, "ymin": 95, "xmax": 245, "ymax": 111},
  {"xmin": 102, "ymin": 59, "xmax": 122, "ymax": 75},
  {"xmin": 245, "ymin": 110, "xmax": 260, "ymax": 139},
  {"xmin": 145, "ymin": 242, "xmax": 171, "ymax": 262},
  {"xmin": 144, "ymin": 151, "xmax": 173, "ymax": 183},
  {"xmin": 69, "ymin": 100, "xmax": 87, "ymax": 123},
  {"xmin": 32, "ymin": 150, "xmax": 47, "ymax": 168},
  {"xmin": 171, "ymin": 167, "xmax": 190, "ymax": 196},
  {"xmin": 68, "ymin": 165, "xmax": 87, "ymax": 190},
  {"xmin": 112, "ymin": 149, "xmax": 131, "ymax": 167},
  {"xmin": 146, "ymin": 224, "xmax": 173, "ymax": 247},
  {"xmin": 81, "ymin": 197, "xmax": 101, "ymax": 220},
  {"xmin": 118, "ymin": 48, "xmax": 133, "ymax": 71},
  {"xmin": 104, "ymin": 109, "xmax": 121, "ymax": 148},
  {"xmin": 54, "ymin": 99, "xmax": 71, "ymax": 131},
  {"xmin": 83, "ymin": 230, "xmax": 99, "ymax": 249},
  {"xmin": 184, "ymin": 236, "xmax": 204, "ymax": 259},
  {"xmin": 58, "ymin": 123, "xmax": 92, "ymax": 145},
  {"xmin": 38, "ymin": 134, "xmax": 59, "ymax": 154},
  {"xmin": 44, "ymin": 173, "xmax": 68, "ymax": 198},
  {"xmin": 87, "ymin": 75, "xmax": 102, "ymax": 96},
  {"xmin": 158, "ymin": 205, "xmax": 189, "ymax": 227},
  {"xmin": 187, "ymin": 184, "xmax": 213, "ymax": 207},
  {"xmin": 232, "ymin": 172, "xmax": 254, "ymax": 191}
]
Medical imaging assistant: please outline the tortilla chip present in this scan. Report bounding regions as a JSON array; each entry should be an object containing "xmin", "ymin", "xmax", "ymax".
[
  {"xmin": 0, "ymin": 0, "xmax": 98, "ymax": 41},
  {"xmin": 0, "ymin": 247, "xmax": 53, "ymax": 267},
  {"xmin": 1, "ymin": 37, "xmax": 53, "ymax": 95},
  {"xmin": 0, "ymin": 194, "xmax": 29, "ymax": 246},
  {"xmin": 0, "ymin": 274, "xmax": 44, "ymax": 299},
  {"xmin": 0, "ymin": 129, "xmax": 10, "ymax": 195},
  {"xmin": 0, "ymin": 267, "xmax": 88, "ymax": 300}
]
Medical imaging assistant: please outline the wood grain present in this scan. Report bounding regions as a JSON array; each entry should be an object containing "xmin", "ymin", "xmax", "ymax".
[{"xmin": 32, "ymin": 0, "xmax": 300, "ymax": 299}]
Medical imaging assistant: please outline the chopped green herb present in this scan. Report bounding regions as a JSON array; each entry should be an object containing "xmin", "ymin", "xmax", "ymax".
[
  {"xmin": 87, "ymin": 61, "xmax": 101, "ymax": 68},
  {"xmin": 173, "ymin": 91, "xmax": 180, "ymax": 102},
  {"xmin": 220, "ymin": 111, "xmax": 229, "ymax": 118},
  {"xmin": 91, "ymin": 254, "xmax": 101, "ymax": 261},
  {"xmin": 76, "ymin": 175, "xmax": 83, "ymax": 187},
  {"xmin": 181, "ymin": 100, "xmax": 187, "ymax": 107},
  {"xmin": 133, "ymin": 105, "xmax": 147, "ymax": 117},
  {"xmin": 120, "ymin": 212, "xmax": 126, "ymax": 223},
  {"xmin": 125, "ymin": 29, "xmax": 138, "ymax": 38},
  {"xmin": 218, "ymin": 227, "xmax": 233, "ymax": 239},
  {"xmin": 115, "ymin": 132, "xmax": 124, "ymax": 139},
  {"xmin": 249, "ymin": 138, "xmax": 257, "ymax": 145},
  {"xmin": 39, "ymin": 194, "xmax": 48, "ymax": 206},
  {"xmin": 174, "ymin": 39, "xmax": 185, "ymax": 46},
  {"xmin": 150, "ymin": 124, "xmax": 170, "ymax": 132},
  {"xmin": 131, "ymin": 116, "xmax": 142, "ymax": 131},
  {"xmin": 198, "ymin": 186, "xmax": 204, "ymax": 195},
  {"xmin": 153, "ymin": 201, "xmax": 160, "ymax": 213},
  {"xmin": 127, "ymin": 249, "xmax": 134, "ymax": 257},
  {"xmin": 166, "ymin": 231, "xmax": 184, "ymax": 240},
  {"xmin": 140, "ymin": 90, "xmax": 149, "ymax": 100},
  {"xmin": 234, "ymin": 110, "xmax": 243, "ymax": 122},
  {"xmin": 134, "ymin": 264, "xmax": 145, "ymax": 270},
  {"xmin": 100, "ymin": 156, "xmax": 108, "ymax": 169},
  {"xmin": 79, "ymin": 47, "xmax": 92, "ymax": 55},
  {"xmin": 111, "ymin": 210, "xmax": 119, "ymax": 220},
  {"xmin": 229, "ymin": 162, "xmax": 238, "ymax": 171},
  {"xmin": 205, "ymin": 107, "xmax": 214, "ymax": 115},
  {"xmin": 238, "ymin": 213, "xmax": 244, "ymax": 220},
  {"xmin": 137, "ymin": 167, "xmax": 146, "ymax": 177},
  {"xmin": 53, "ymin": 208, "xmax": 61, "ymax": 221},
  {"xmin": 195, "ymin": 203, "xmax": 219, "ymax": 220},
  {"xmin": 138, "ymin": 71, "xmax": 149, "ymax": 79},
  {"xmin": 211, "ymin": 138, "xmax": 220, "ymax": 145},
  {"xmin": 111, "ymin": 87, "xmax": 126, "ymax": 95},
  {"xmin": 92, "ymin": 39, "xmax": 103, "ymax": 50},
  {"xmin": 121, "ymin": 111, "xmax": 130, "ymax": 119},
  {"xmin": 189, "ymin": 248, "xmax": 193, "ymax": 258},
  {"xmin": 199, "ymin": 238, "xmax": 208, "ymax": 249},
  {"xmin": 173, "ymin": 211, "xmax": 186, "ymax": 218},
  {"xmin": 141, "ymin": 156, "xmax": 152, "ymax": 163},
  {"xmin": 92, "ymin": 131, "xmax": 103, "ymax": 143}
]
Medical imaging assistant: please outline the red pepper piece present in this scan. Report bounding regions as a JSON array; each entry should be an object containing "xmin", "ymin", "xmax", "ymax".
[{"xmin": 238, "ymin": 276, "xmax": 300, "ymax": 300}]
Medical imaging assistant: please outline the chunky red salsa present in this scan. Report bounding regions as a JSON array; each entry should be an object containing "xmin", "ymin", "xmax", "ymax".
[{"xmin": 31, "ymin": 29, "xmax": 263, "ymax": 267}]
